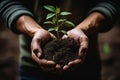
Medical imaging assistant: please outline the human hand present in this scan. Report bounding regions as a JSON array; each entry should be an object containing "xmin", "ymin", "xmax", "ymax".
[
  {"xmin": 31, "ymin": 29, "xmax": 61, "ymax": 72},
  {"xmin": 16, "ymin": 15, "xmax": 61, "ymax": 72},
  {"xmin": 62, "ymin": 28, "xmax": 88, "ymax": 71}
]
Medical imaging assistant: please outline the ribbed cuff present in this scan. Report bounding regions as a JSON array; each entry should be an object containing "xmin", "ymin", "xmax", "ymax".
[
  {"xmin": 88, "ymin": 1, "xmax": 120, "ymax": 32},
  {"xmin": 89, "ymin": 2, "xmax": 117, "ymax": 22},
  {"xmin": 0, "ymin": 0, "xmax": 34, "ymax": 34},
  {"xmin": 8, "ymin": 10, "xmax": 34, "ymax": 34}
]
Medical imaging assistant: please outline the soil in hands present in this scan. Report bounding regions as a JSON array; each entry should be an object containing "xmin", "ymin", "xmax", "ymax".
[{"xmin": 42, "ymin": 38, "xmax": 79, "ymax": 67}]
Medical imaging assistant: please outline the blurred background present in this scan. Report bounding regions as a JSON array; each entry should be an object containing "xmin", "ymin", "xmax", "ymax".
[
  {"xmin": 0, "ymin": 20, "xmax": 120, "ymax": 80},
  {"xmin": 99, "ymin": 21, "xmax": 120, "ymax": 80}
]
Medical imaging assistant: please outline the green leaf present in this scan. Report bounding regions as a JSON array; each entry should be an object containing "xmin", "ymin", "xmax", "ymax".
[
  {"xmin": 56, "ymin": 7, "xmax": 60, "ymax": 14},
  {"xmin": 46, "ymin": 13, "xmax": 55, "ymax": 19},
  {"xmin": 44, "ymin": 21, "xmax": 53, "ymax": 24},
  {"xmin": 60, "ymin": 30, "xmax": 67, "ymax": 34},
  {"xmin": 52, "ymin": 17, "xmax": 57, "ymax": 24},
  {"xmin": 58, "ymin": 19, "xmax": 66, "ymax": 23},
  {"xmin": 44, "ymin": 5, "xmax": 56, "ymax": 12},
  {"xmin": 55, "ymin": 27, "xmax": 58, "ymax": 31},
  {"xmin": 65, "ymin": 21, "xmax": 75, "ymax": 27},
  {"xmin": 48, "ymin": 28, "xmax": 55, "ymax": 32},
  {"xmin": 48, "ymin": 27, "xmax": 58, "ymax": 32},
  {"xmin": 103, "ymin": 43, "xmax": 111, "ymax": 54},
  {"xmin": 60, "ymin": 12, "xmax": 72, "ymax": 16}
]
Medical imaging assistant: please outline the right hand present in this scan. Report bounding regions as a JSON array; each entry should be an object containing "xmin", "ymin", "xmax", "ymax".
[{"xmin": 62, "ymin": 28, "xmax": 88, "ymax": 71}]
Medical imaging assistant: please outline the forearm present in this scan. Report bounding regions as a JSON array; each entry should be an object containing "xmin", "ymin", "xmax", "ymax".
[
  {"xmin": 16, "ymin": 15, "xmax": 42, "ymax": 37},
  {"xmin": 76, "ymin": 12, "xmax": 106, "ymax": 36},
  {"xmin": 76, "ymin": 1, "xmax": 120, "ymax": 36},
  {"xmin": 0, "ymin": 0, "xmax": 34, "ymax": 34}
]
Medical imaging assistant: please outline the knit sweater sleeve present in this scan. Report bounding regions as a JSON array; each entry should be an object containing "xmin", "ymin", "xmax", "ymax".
[
  {"xmin": 89, "ymin": 0, "xmax": 120, "ymax": 32},
  {"xmin": 0, "ymin": 0, "xmax": 34, "ymax": 34}
]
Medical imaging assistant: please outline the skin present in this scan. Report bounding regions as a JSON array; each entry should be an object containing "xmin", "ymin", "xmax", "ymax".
[
  {"xmin": 16, "ymin": 12, "xmax": 106, "ymax": 72},
  {"xmin": 16, "ymin": 15, "xmax": 60, "ymax": 72},
  {"xmin": 62, "ymin": 12, "xmax": 106, "ymax": 71}
]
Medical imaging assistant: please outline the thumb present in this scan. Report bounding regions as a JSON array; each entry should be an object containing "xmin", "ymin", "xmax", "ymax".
[
  {"xmin": 33, "ymin": 47, "xmax": 42, "ymax": 58},
  {"xmin": 31, "ymin": 39, "xmax": 42, "ymax": 58},
  {"xmin": 78, "ymin": 36, "xmax": 88, "ymax": 59}
]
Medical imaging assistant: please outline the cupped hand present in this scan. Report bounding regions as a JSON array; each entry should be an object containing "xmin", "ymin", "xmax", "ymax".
[
  {"xmin": 62, "ymin": 28, "xmax": 88, "ymax": 71},
  {"xmin": 31, "ymin": 29, "xmax": 61, "ymax": 72}
]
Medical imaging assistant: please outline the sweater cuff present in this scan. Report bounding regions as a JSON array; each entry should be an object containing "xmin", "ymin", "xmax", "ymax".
[
  {"xmin": 0, "ymin": 0, "xmax": 34, "ymax": 34},
  {"xmin": 8, "ymin": 10, "xmax": 34, "ymax": 34},
  {"xmin": 88, "ymin": 1, "xmax": 120, "ymax": 32},
  {"xmin": 89, "ymin": 2, "xmax": 116, "ymax": 21}
]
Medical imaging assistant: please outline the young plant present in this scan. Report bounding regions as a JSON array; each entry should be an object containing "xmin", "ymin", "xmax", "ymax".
[
  {"xmin": 42, "ymin": 5, "xmax": 79, "ymax": 68},
  {"xmin": 44, "ymin": 5, "xmax": 75, "ymax": 38}
]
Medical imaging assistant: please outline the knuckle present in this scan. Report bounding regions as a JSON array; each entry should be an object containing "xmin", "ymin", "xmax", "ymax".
[{"xmin": 81, "ymin": 36, "xmax": 88, "ymax": 41}]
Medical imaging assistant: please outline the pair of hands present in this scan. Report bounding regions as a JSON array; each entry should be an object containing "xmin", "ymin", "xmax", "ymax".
[
  {"xmin": 16, "ymin": 15, "xmax": 88, "ymax": 72},
  {"xmin": 17, "ymin": 12, "xmax": 106, "ymax": 73},
  {"xmin": 31, "ymin": 27, "xmax": 88, "ymax": 72}
]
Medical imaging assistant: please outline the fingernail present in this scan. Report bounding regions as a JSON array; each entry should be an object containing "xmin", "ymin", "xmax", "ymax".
[
  {"xmin": 38, "ymin": 52, "xmax": 42, "ymax": 58},
  {"xmin": 56, "ymin": 64, "xmax": 61, "ymax": 69}
]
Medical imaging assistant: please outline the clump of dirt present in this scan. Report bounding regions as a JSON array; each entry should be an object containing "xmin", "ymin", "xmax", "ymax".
[{"xmin": 42, "ymin": 38, "xmax": 79, "ymax": 67}]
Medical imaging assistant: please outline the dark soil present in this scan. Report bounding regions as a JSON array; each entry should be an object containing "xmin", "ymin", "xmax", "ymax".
[{"xmin": 42, "ymin": 38, "xmax": 79, "ymax": 67}]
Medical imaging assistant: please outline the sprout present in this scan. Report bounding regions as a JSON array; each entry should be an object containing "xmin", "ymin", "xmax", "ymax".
[{"xmin": 44, "ymin": 5, "xmax": 75, "ymax": 38}]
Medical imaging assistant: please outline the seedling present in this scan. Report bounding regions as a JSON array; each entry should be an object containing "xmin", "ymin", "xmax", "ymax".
[
  {"xmin": 44, "ymin": 5, "xmax": 75, "ymax": 38},
  {"xmin": 42, "ymin": 5, "xmax": 79, "ymax": 69}
]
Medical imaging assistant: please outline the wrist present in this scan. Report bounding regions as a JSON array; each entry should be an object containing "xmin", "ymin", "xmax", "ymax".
[
  {"xmin": 16, "ymin": 15, "xmax": 42, "ymax": 37},
  {"xmin": 76, "ymin": 12, "xmax": 106, "ymax": 35}
]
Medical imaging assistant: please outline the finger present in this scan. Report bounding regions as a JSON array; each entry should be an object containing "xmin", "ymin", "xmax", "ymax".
[
  {"xmin": 31, "ymin": 39, "xmax": 42, "ymax": 58},
  {"xmin": 78, "ymin": 45, "xmax": 88, "ymax": 60},
  {"xmin": 50, "ymin": 33, "xmax": 56, "ymax": 39},
  {"xmin": 32, "ymin": 55, "xmax": 56, "ymax": 70},
  {"xmin": 79, "ymin": 47, "xmax": 87, "ymax": 59},
  {"xmin": 55, "ymin": 64, "xmax": 62, "ymax": 73},
  {"xmin": 63, "ymin": 65, "xmax": 69, "ymax": 71},
  {"xmin": 32, "ymin": 52, "xmax": 41, "ymax": 64},
  {"xmin": 79, "ymin": 35, "xmax": 88, "ymax": 45},
  {"xmin": 67, "ymin": 59, "xmax": 82, "ymax": 70},
  {"xmin": 39, "ymin": 59, "xmax": 56, "ymax": 66},
  {"xmin": 33, "ymin": 49, "xmax": 42, "ymax": 58},
  {"xmin": 32, "ymin": 49, "xmax": 56, "ymax": 67},
  {"xmin": 63, "ymin": 59, "xmax": 81, "ymax": 71},
  {"xmin": 62, "ymin": 34, "xmax": 68, "ymax": 39},
  {"xmin": 78, "ymin": 36, "xmax": 88, "ymax": 58},
  {"xmin": 68, "ymin": 59, "xmax": 82, "ymax": 66},
  {"xmin": 55, "ymin": 64, "xmax": 61, "ymax": 70}
]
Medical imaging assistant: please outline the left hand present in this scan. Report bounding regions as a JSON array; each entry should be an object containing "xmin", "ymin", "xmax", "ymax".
[
  {"xmin": 62, "ymin": 28, "xmax": 88, "ymax": 71},
  {"xmin": 31, "ymin": 29, "xmax": 61, "ymax": 72}
]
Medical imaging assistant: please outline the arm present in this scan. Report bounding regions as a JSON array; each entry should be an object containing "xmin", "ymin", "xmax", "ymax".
[
  {"xmin": 0, "ymin": 0, "xmax": 60, "ymax": 72},
  {"xmin": 0, "ymin": 0, "xmax": 34, "ymax": 33},
  {"xmin": 63, "ymin": 1, "xmax": 120, "ymax": 71}
]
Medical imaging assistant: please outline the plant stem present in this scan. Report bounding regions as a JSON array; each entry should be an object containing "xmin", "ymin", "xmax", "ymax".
[
  {"xmin": 55, "ymin": 13, "xmax": 60, "ymax": 39},
  {"xmin": 56, "ymin": 30, "xmax": 59, "ymax": 39}
]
